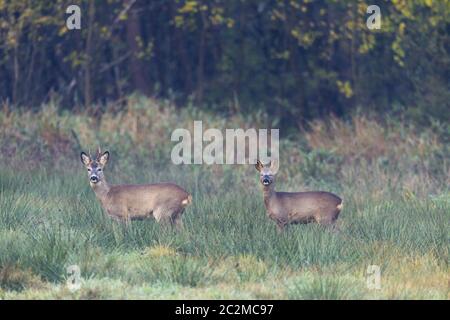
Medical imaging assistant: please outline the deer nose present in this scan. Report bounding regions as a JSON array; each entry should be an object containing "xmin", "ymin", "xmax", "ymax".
[
  {"xmin": 90, "ymin": 175, "xmax": 99, "ymax": 183},
  {"xmin": 263, "ymin": 178, "xmax": 270, "ymax": 185}
]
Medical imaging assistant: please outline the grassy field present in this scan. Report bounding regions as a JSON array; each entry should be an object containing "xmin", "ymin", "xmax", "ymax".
[{"xmin": 0, "ymin": 98, "xmax": 448, "ymax": 299}]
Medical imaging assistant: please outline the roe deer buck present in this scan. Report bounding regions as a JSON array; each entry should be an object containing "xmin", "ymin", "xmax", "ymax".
[
  {"xmin": 80, "ymin": 149, "xmax": 192, "ymax": 228},
  {"xmin": 255, "ymin": 160, "xmax": 343, "ymax": 232}
]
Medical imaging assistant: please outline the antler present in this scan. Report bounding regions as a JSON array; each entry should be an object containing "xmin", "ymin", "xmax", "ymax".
[{"xmin": 95, "ymin": 146, "xmax": 102, "ymax": 160}]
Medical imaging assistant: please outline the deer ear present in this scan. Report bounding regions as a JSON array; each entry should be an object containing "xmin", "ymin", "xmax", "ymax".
[
  {"xmin": 98, "ymin": 151, "xmax": 110, "ymax": 166},
  {"xmin": 270, "ymin": 159, "xmax": 278, "ymax": 170},
  {"xmin": 80, "ymin": 152, "xmax": 90, "ymax": 166},
  {"xmin": 270, "ymin": 158, "xmax": 279, "ymax": 173},
  {"xmin": 255, "ymin": 160, "xmax": 263, "ymax": 172}
]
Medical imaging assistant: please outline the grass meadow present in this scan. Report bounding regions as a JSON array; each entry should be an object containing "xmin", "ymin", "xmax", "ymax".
[{"xmin": 0, "ymin": 97, "xmax": 448, "ymax": 299}]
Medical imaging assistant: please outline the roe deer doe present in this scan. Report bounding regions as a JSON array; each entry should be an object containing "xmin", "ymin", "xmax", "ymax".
[
  {"xmin": 255, "ymin": 160, "xmax": 343, "ymax": 232},
  {"xmin": 80, "ymin": 149, "xmax": 192, "ymax": 228}
]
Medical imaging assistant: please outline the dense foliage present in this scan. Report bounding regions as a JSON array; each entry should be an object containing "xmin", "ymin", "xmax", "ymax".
[{"xmin": 0, "ymin": 0, "xmax": 449, "ymax": 125}]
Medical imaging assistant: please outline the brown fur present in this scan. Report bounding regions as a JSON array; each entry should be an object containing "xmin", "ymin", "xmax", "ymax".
[
  {"xmin": 81, "ymin": 150, "xmax": 191, "ymax": 228},
  {"xmin": 255, "ymin": 160, "xmax": 343, "ymax": 232}
]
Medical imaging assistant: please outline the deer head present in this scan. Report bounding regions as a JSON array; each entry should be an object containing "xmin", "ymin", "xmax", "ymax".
[
  {"xmin": 80, "ymin": 148, "xmax": 110, "ymax": 186},
  {"xmin": 255, "ymin": 159, "xmax": 278, "ymax": 187}
]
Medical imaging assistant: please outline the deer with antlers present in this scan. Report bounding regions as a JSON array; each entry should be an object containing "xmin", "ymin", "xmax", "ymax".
[{"xmin": 80, "ymin": 149, "xmax": 192, "ymax": 228}]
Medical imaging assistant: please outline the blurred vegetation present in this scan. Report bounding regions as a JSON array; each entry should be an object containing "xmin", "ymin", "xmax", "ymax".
[
  {"xmin": 0, "ymin": 0, "xmax": 448, "ymax": 127},
  {"xmin": 0, "ymin": 96, "xmax": 448, "ymax": 199}
]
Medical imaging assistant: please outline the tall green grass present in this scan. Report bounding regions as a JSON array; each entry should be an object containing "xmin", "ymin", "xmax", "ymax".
[
  {"xmin": 0, "ymin": 98, "xmax": 448, "ymax": 299},
  {"xmin": 0, "ymin": 164, "xmax": 447, "ymax": 298}
]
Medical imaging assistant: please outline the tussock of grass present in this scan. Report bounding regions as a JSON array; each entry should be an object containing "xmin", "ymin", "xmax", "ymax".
[
  {"xmin": 287, "ymin": 275, "xmax": 364, "ymax": 300},
  {"xmin": 0, "ymin": 265, "xmax": 45, "ymax": 292}
]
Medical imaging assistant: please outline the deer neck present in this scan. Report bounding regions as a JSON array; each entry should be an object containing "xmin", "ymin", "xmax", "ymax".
[
  {"xmin": 262, "ymin": 185, "xmax": 276, "ymax": 207},
  {"xmin": 91, "ymin": 179, "xmax": 110, "ymax": 202}
]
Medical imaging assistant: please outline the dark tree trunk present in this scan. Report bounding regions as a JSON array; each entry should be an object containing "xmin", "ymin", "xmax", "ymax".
[
  {"xmin": 126, "ymin": 3, "xmax": 149, "ymax": 96},
  {"xmin": 196, "ymin": 10, "xmax": 207, "ymax": 103},
  {"xmin": 84, "ymin": 0, "xmax": 95, "ymax": 108}
]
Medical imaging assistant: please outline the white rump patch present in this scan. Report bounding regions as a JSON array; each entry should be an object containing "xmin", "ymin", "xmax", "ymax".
[{"xmin": 181, "ymin": 195, "xmax": 192, "ymax": 206}]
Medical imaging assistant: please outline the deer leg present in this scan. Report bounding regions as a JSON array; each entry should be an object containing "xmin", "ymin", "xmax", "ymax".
[
  {"xmin": 109, "ymin": 215, "xmax": 122, "ymax": 223},
  {"xmin": 330, "ymin": 219, "xmax": 342, "ymax": 233},
  {"xmin": 169, "ymin": 209, "xmax": 184, "ymax": 231},
  {"xmin": 107, "ymin": 208, "xmax": 128, "ymax": 224},
  {"xmin": 276, "ymin": 220, "xmax": 287, "ymax": 233},
  {"xmin": 154, "ymin": 208, "xmax": 176, "ymax": 230},
  {"xmin": 172, "ymin": 216, "xmax": 184, "ymax": 231},
  {"xmin": 153, "ymin": 208, "xmax": 165, "ymax": 223},
  {"xmin": 316, "ymin": 215, "xmax": 340, "ymax": 233}
]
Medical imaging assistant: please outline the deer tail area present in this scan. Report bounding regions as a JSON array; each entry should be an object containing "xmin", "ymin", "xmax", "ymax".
[
  {"xmin": 181, "ymin": 194, "xmax": 193, "ymax": 207},
  {"xmin": 336, "ymin": 199, "xmax": 344, "ymax": 211}
]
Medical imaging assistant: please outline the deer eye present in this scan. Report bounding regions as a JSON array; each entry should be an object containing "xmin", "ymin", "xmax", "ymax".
[
  {"xmin": 87, "ymin": 168, "xmax": 91, "ymax": 172},
  {"xmin": 98, "ymin": 168, "xmax": 102, "ymax": 172}
]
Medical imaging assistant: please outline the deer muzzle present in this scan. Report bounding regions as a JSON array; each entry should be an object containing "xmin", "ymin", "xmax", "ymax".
[{"xmin": 262, "ymin": 176, "xmax": 271, "ymax": 185}]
